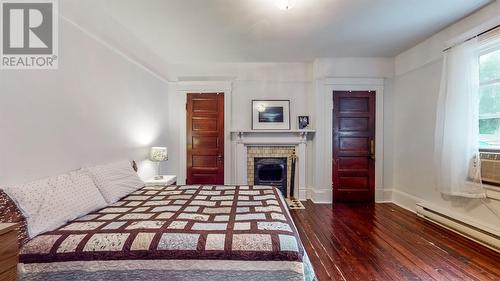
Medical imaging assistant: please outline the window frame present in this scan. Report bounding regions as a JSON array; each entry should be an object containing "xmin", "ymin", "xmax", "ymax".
[
  {"xmin": 478, "ymin": 41, "xmax": 500, "ymax": 152},
  {"xmin": 477, "ymin": 39, "xmax": 500, "ymax": 191}
]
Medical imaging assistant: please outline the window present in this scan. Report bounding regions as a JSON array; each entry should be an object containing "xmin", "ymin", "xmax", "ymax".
[{"xmin": 479, "ymin": 46, "xmax": 500, "ymax": 150}]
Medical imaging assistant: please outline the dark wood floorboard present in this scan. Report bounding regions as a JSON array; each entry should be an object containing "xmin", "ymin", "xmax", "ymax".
[{"xmin": 290, "ymin": 201, "xmax": 500, "ymax": 281}]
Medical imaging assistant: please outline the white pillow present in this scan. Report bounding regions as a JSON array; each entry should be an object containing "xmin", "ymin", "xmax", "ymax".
[
  {"xmin": 84, "ymin": 160, "xmax": 144, "ymax": 204},
  {"xmin": 2, "ymin": 178, "xmax": 52, "ymax": 230},
  {"xmin": 48, "ymin": 171, "xmax": 108, "ymax": 220},
  {"xmin": 3, "ymin": 171, "xmax": 107, "ymax": 238}
]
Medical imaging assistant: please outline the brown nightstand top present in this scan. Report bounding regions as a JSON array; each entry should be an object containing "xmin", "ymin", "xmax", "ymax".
[{"xmin": 0, "ymin": 224, "xmax": 17, "ymax": 236}]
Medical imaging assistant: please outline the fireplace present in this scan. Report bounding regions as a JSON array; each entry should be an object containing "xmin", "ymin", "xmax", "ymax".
[
  {"xmin": 233, "ymin": 132, "xmax": 311, "ymax": 201},
  {"xmin": 254, "ymin": 157, "xmax": 287, "ymax": 196}
]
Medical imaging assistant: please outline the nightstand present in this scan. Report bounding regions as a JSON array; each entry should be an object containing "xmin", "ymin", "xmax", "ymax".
[
  {"xmin": 145, "ymin": 175, "xmax": 177, "ymax": 186},
  {"xmin": 0, "ymin": 223, "xmax": 18, "ymax": 281}
]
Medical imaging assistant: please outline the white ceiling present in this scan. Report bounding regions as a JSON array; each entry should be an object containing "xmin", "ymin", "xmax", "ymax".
[{"xmin": 64, "ymin": 0, "xmax": 492, "ymax": 63}]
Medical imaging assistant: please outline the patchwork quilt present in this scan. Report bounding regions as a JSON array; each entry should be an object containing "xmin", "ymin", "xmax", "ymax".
[{"xmin": 19, "ymin": 185, "xmax": 315, "ymax": 281}]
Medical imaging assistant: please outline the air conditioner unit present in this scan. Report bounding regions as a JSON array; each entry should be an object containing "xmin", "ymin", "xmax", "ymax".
[{"xmin": 480, "ymin": 152, "xmax": 500, "ymax": 185}]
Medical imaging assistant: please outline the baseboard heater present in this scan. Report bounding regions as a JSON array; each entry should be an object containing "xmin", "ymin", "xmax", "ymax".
[{"xmin": 416, "ymin": 203, "xmax": 500, "ymax": 253}]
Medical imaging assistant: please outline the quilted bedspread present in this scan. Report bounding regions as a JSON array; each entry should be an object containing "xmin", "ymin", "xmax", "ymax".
[{"xmin": 19, "ymin": 185, "xmax": 314, "ymax": 281}]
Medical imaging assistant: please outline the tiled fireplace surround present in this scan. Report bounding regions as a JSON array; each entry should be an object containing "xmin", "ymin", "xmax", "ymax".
[
  {"xmin": 247, "ymin": 146, "xmax": 296, "ymax": 198},
  {"xmin": 232, "ymin": 131, "xmax": 310, "ymax": 200}
]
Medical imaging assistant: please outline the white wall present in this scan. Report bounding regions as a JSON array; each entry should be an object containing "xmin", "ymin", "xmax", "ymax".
[
  {"xmin": 164, "ymin": 63, "xmax": 314, "ymax": 186},
  {"xmin": 314, "ymin": 57, "xmax": 395, "ymax": 79},
  {"xmin": 163, "ymin": 59, "xmax": 397, "ymax": 204},
  {"xmin": 168, "ymin": 63, "xmax": 313, "ymax": 131},
  {"xmin": 309, "ymin": 58, "xmax": 395, "ymax": 203},
  {"xmin": 390, "ymin": 1, "xmax": 500, "ymax": 229},
  {"xmin": 0, "ymin": 13, "xmax": 170, "ymax": 186}
]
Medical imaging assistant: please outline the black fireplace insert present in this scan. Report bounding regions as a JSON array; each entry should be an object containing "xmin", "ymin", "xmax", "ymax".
[{"xmin": 254, "ymin": 157, "xmax": 287, "ymax": 196}]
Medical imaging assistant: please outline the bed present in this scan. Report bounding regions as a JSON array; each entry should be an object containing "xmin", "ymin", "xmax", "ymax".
[{"xmin": 16, "ymin": 184, "xmax": 316, "ymax": 281}]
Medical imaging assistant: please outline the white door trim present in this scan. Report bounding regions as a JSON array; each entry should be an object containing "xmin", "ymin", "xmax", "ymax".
[
  {"xmin": 173, "ymin": 81, "xmax": 233, "ymax": 185},
  {"xmin": 313, "ymin": 78, "xmax": 385, "ymax": 202}
]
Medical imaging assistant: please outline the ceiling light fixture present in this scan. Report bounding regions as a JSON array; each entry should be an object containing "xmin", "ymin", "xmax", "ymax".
[{"xmin": 275, "ymin": 0, "xmax": 296, "ymax": 11}]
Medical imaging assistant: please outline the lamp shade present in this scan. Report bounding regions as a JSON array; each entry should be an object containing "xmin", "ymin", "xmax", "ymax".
[{"xmin": 150, "ymin": 147, "xmax": 168, "ymax": 162}]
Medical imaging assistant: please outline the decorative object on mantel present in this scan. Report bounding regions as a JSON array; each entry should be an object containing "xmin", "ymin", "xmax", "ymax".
[
  {"xmin": 149, "ymin": 147, "xmax": 168, "ymax": 180},
  {"xmin": 252, "ymin": 100, "xmax": 290, "ymax": 130},
  {"xmin": 298, "ymin": 116, "xmax": 310, "ymax": 130}
]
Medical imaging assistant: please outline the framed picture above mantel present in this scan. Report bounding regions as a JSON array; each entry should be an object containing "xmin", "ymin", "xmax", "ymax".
[{"xmin": 252, "ymin": 100, "xmax": 291, "ymax": 130}]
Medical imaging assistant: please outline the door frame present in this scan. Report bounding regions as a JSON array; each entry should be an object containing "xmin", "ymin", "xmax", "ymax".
[
  {"xmin": 173, "ymin": 81, "xmax": 232, "ymax": 185},
  {"xmin": 314, "ymin": 78, "xmax": 387, "ymax": 202}
]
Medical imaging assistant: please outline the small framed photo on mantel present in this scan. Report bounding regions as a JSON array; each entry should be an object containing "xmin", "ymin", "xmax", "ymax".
[
  {"xmin": 298, "ymin": 116, "xmax": 310, "ymax": 129},
  {"xmin": 252, "ymin": 100, "xmax": 291, "ymax": 130}
]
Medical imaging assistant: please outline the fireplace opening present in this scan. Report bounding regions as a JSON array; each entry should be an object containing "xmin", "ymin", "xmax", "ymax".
[
  {"xmin": 254, "ymin": 157, "xmax": 287, "ymax": 196},
  {"xmin": 258, "ymin": 165, "xmax": 284, "ymax": 181}
]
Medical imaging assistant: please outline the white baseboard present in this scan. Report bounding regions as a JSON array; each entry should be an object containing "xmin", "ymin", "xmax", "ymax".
[
  {"xmin": 416, "ymin": 203, "xmax": 500, "ymax": 252},
  {"xmin": 375, "ymin": 188, "xmax": 392, "ymax": 203},
  {"xmin": 301, "ymin": 184, "xmax": 500, "ymax": 204},
  {"xmin": 304, "ymin": 187, "xmax": 392, "ymax": 204},
  {"xmin": 307, "ymin": 188, "xmax": 332, "ymax": 204},
  {"xmin": 389, "ymin": 189, "xmax": 500, "ymax": 253},
  {"xmin": 299, "ymin": 186, "xmax": 499, "ymax": 252},
  {"xmin": 298, "ymin": 188, "xmax": 307, "ymax": 201},
  {"xmin": 387, "ymin": 189, "xmax": 421, "ymax": 213}
]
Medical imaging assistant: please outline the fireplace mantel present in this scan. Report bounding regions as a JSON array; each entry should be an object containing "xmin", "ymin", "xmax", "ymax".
[
  {"xmin": 230, "ymin": 129, "xmax": 315, "ymax": 144},
  {"xmin": 231, "ymin": 129, "xmax": 313, "ymax": 200},
  {"xmin": 231, "ymin": 129, "xmax": 315, "ymax": 134}
]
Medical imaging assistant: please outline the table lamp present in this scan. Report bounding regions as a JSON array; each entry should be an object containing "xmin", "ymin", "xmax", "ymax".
[{"xmin": 150, "ymin": 147, "xmax": 168, "ymax": 180}]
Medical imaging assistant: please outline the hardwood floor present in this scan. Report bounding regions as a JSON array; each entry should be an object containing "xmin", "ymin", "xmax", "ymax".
[{"xmin": 290, "ymin": 201, "xmax": 500, "ymax": 281}]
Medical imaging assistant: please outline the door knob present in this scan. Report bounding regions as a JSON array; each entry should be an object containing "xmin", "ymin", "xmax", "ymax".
[
  {"xmin": 217, "ymin": 155, "xmax": 224, "ymax": 161},
  {"xmin": 370, "ymin": 139, "xmax": 375, "ymax": 160}
]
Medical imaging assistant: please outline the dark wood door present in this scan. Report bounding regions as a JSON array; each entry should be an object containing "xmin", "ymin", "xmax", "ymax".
[
  {"xmin": 187, "ymin": 93, "xmax": 224, "ymax": 184},
  {"xmin": 333, "ymin": 91, "xmax": 375, "ymax": 202}
]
